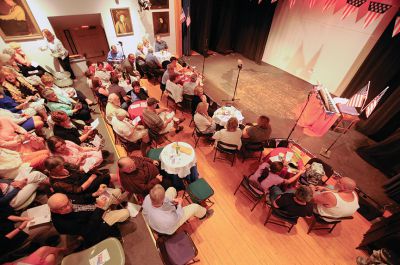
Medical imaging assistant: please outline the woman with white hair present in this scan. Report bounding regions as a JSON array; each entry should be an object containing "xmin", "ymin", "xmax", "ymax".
[
  {"xmin": 194, "ymin": 102, "xmax": 216, "ymax": 134},
  {"xmin": 8, "ymin": 42, "xmax": 48, "ymax": 77},
  {"xmin": 106, "ymin": 93, "xmax": 123, "ymax": 124}
]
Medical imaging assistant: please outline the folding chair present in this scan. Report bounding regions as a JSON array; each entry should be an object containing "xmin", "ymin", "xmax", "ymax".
[
  {"xmin": 192, "ymin": 126, "xmax": 213, "ymax": 148},
  {"xmin": 156, "ymin": 231, "xmax": 199, "ymax": 265},
  {"xmin": 183, "ymin": 178, "xmax": 214, "ymax": 208},
  {"xmin": 146, "ymin": 147, "xmax": 165, "ymax": 161},
  {"xmin": 264, "ymin": 205, "xmax": 299, "ymax": 233},
  {"xmin": 234, "ymin": 175, "xmax": 266, "ymax": 211},
  {"xmin": 241, "ymin": 141, "xmax": 264, "ymax": 162},
  {"xmin": 303, "ymin": 157, "xmax": 334, "ymax": 185},
  {"xmin": 307, "ymin": 213, "xmax": 354, "ymax": 234},
  {"xmin": 213, "ymin": 141, "xmax": 238, "ymax": 166}
]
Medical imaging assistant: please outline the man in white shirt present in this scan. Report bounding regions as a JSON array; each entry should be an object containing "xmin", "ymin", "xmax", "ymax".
[{"xmin": 142, "ymin": 184, "xmax": 213, "ymax": 235}]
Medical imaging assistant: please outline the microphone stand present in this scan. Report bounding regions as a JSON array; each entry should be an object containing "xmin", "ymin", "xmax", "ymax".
[
  {"xmin": 286, "ymin": 90, "xmax": 313, "ymax": 141},
  {"xmin": 118, "ymin": 42, "xmax": 126, "ymax": 60},
  {"xmin": 201, "ymin": 39, "xmax": 208, "ymax": 83},
  {"xmin": 223, "ymin": 63, "xmax": 242, "ymax": 104},
  {"xmin": 320, "ymin": 132, "xmax": 344, "ymax": 158}
]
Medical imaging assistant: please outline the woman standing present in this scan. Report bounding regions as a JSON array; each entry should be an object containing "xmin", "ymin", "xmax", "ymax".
[{"xmin": 41, "ymin": 29, "xmax": 76, "ymax": 80}]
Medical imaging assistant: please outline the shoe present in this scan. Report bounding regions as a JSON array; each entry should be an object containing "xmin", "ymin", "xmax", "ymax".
[
  {"xmin": 199, "ymin": 209, "xmax": 214, "ymax": 220},
  {"xmin": 101, "ymin": 150, "xmax": 111, "ymax": 159},
  {"xmin": 175, "ymin": 125, "xmax": 184, "ymax": 133}
]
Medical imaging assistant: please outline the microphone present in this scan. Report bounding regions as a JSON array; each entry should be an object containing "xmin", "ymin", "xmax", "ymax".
[
  {"xmin": 118, "ymin": 41, "xmax": 123, "ymax": 46},
  {"xmin": 237, "ymin": 59, "xmax": 243, "ymax": 70}
]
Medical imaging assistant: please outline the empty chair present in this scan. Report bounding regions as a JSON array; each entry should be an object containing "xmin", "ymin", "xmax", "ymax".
[
  {"xmin": 241, "ymin": 141, "xmax": 264, "ymax": 162},
  {"xmin": 156, "ymin": 231, "xmax": 199, "ymax": 265},
  {"xmin": 146, "ymin": 147, "xmax": 165, "ymax": 161},
  {"xmin": 213, "ymin": 141, "xmax": 239, "ymax": 166},
  {"xmin": 234, "ymin": 175, "xmax": 266, "ymax": 211},
  {"xmin": 307, "ymin": 213, "xmax": 354, "ymax": 234},
  {"xmin": 183, "ymin": 178, "xmax": 214, "ymax": 208},
  {"xmin": 302, "ymin": 157, "xmax": 334, "ymax": 185}
]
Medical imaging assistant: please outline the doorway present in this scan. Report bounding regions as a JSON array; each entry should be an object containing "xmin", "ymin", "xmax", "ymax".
[{"xmin": 48, "ymin": 14, "xmax": 109, "ymax": 62}]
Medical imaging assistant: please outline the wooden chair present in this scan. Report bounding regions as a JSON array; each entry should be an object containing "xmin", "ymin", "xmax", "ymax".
[
  {"xmin": 264, "ymin": 205, "xmax": 299, "ymax": 233},
  {"xmin": 213, "ymin": 141, "xmax": 238, "ymax": 167},
  {"xmin": 241, "ymin": 141, "xmax": 264, "ymax": 162},
  {"xmin": 234, "ymin": 175, "xmax": 266, "ymax": 211},
  {"xmin": 307, "ymin": 213, "xmax": 354, "ymax": 234}
]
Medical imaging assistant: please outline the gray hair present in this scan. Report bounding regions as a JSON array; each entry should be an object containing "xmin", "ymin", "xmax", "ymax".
[{"xmin": 2, "ymin": 48, "xmax": 15, "ymax": 57}]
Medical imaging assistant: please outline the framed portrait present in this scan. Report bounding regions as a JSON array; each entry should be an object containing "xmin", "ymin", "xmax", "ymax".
[
  {"xmin": 110, "ymin": 8, "xmax": 134, "ymax": 37},
  {"xmin": 150, "ymin": 0, "xmax": 169, "ymax": 10},
  {"xmin": 0, "ymin": 0, "xmax": 42, "ymax": 42},
  {"xmin": 152, "ymin": 11, "xmax": 169, "ymax": 36}
]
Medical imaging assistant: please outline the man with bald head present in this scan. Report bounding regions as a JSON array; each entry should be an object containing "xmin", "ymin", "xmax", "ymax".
[
  {"xmin": 118, "ymin": 156, "xmax": 166, "ymax": 197},
  {"xmin": 48, "ymin": 193, "xmax": 128, "ymax": 247},
  {"xmin": 313, "ymin": 177, "xmax": 359, "ymax": 221}
]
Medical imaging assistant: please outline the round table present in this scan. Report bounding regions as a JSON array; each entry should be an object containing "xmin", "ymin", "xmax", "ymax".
[
  {"xmin": 160, "ymin": 142, "xmax": 196, "ymax": 178},
  {"xmin": 212, "ymin": 106, "xmax": 244, "ymax": 127},
  {"xmin": 264, "ymin": 147, "xmax": 305, "ymax": 176},
  {"xmin": 154, "ymin": 51, "xmax": 172, "ymax": 64},
  {"xmin": 128, "ymin": 100, "xmax": 147, "ymax": 120}
]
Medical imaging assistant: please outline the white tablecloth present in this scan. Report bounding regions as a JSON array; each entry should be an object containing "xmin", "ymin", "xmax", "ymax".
[
  {"xmin": 160, "ymin": 142, "xmax": 196, "ymax": 178},
  {"xmin": 212, "ymin": 106, "xmax": 244, "ymax": 127},
  {"xmin": 154, "ymin": 51, "xmax": 172, "ymax": 64}
]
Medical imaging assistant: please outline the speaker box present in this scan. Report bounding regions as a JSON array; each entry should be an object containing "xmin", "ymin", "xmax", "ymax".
[{"xmin": 356, "ymin": 189, "xmax": 384, "ymax": 221}]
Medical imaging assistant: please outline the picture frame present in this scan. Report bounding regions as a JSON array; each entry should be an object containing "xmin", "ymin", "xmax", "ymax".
[
  {"xmin": 110, "ymin": 8, "xmax": 134, "ymax": 37},
  {"xmin": 150, "ymin": 0, "xmax": 169, "ymax": 10},
  {"xmin": 0, "ymin": 0, "xmax": 42, "ymax": 42},
  {"xmin": 152, "ymin": 11, "xmax": 169, "ymax": 36}
]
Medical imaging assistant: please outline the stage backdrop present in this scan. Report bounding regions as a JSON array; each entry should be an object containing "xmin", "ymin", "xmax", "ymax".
[
  {"xmin": 262, "ymin": 0, "xmax": 398, "ymax": 95},
  {"xmin": 0, "ymin": 0, "xmax": 177, "ymax": 72}
]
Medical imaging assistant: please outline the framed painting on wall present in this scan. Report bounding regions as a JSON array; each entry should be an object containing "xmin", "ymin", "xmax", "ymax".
[
  {"xmin": 150, "ymin": 0, "xmax": 169, "ymax": 10},
  {"xmin": 0, "ymin": 0, "xmax": 42, "ymax": 42},
  {"xmin": 110, "ymin": 8, "xmax": 134, "ymax": 37},
  {"xmin": 152, "ymin": 11, "xmax": 169, "ymax": 36}
]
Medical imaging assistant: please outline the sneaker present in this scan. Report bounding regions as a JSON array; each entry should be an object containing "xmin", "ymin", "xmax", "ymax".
[{"xmin": 199, "ymin": 209, "xmax": 214, "ymax": 220}]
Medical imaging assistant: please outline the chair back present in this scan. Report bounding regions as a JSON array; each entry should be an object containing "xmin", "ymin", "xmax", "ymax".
[
  {"xmin": 242, "ymin": 176, "xmax": 265, "ymax": 198},
  {"xmin": 243, "ymin": 141, "xmax": 264, "ymax": 151},
  {"xmin": 61, "ymin": 237, "xmax": 125, "ymax": 265},
  {"xmin": 157, "ymin": 231, "xmax": 198, "ymax": 265},
  {"xmin": 216, "ymin": 141, "xmax": 238, "ymax": 153},
  {"xmin": 272, "ymin": 207, "xmax": 299, "ymax": 224},
  {"xmin": 306, "ymin": 158, "xmax": 334, "ymax": 178},
  {"xmin": 166, "ymin": 80, "xmax": 183, "ymax": 103}
]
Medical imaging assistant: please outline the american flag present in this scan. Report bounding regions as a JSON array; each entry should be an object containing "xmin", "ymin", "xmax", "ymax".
[
  {"xmin": 363, "ymin": 86, "xmax": 389, "ymax": 118},
  {"xmin": 341, "ymin": 0, "xmax": 367, "ymax": 20},
  {"xmin": 309, "ymin": 0, "xmax": 317, "ymax": 8},
  {"xmin": 271, "ymin": 0, "xmax": 278, "ymax": 3},
  {"xmin": 180, "ymin": 9, "xmax": 186, "ymax": 23},
  {"xmin": 186, "ymin": 14, "xmax": 191, "ymax": 27},
  {"xmin": 347, "ymin": 81, "xmax": 370, "ymax": 108},
  {"xmin": 322, "ymin": 0, "xmax": 336, "ymax": 12},
  {"xmin": 393, "ymin": 16, "xmax": 400, "ymax": 38},
  {"xmin": 289, "ymin": 0, "xmax": 296, "ymax": 9},
  {"xmin": 363, "ymin": 1, "xmax": 392, "ymax": 28}
]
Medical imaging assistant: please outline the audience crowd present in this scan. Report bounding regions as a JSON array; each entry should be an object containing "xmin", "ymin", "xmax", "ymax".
[{"xmin": 0, "ymin": 31, "xmax": 359, "ymax": 265}]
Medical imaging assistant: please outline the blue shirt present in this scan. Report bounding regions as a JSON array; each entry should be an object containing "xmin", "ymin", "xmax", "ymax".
[{"xmin": 107, "ymin": 51, "xmax": 124, "ymax": 62}]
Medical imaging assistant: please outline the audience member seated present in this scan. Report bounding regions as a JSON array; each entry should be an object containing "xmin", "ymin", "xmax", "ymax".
[
  {"xmin": 183, "ymin": 74, "xmax": 198, "ymax": 96},
  {"xmin": 51, "ymin": 111, "xmax": 95, "ymax": 145},
  {"xmin": 130, "ymin": 81, "xmax": 149, "ymax": 102},
  {"xmin": 5, "ymin": 246, "xmax": 65, "ymax": 265},
  {"xmin": 270, "ymin": 185, "xmax": 314, "ymax": 218},
  {"xmin": 213, "ymin": 117, "xmax": 242, "ymax": 150},
  {"xmin": 8, "ymin": 42, "xmax": 47, "ymax": 77},
  {"xmin": 154, "ymin": 35, "xmax": 168, "ymax": 52},
  {"xmin": 94, "ymin": 62, "xmax": 112, "ymax": 84},
  {"xmin": 48, "ymin": 193, "xmax": 128, "ymax": 247},
  {"xmin": 242, "ymin": 115, "xmax": 272, "ymax": 143},
  {"xmin": 121, "ymin": 53, "xmax": 140, "ymax": 81},
  {"xmin": 0, "ymin": 52, "xmax": 20, "ymax": 72},
  {"xmin": 191, "ymin": 86, "xmax": 208, "ymax": 115},
  {"xmin": 91, "ymin": 77, "xmax": 109, "ymax": 107},
  {"xmin": 142, "ymin": 37, "xmax": 153, "ymax": 55},
  {"xmin": 40, "ymin": 74, "xmax": 77, "ymax": 103},
  {"xmin": 161, "ymin": 63, "xmax": 178, "ymax": 93},
  {"xmin": 142, "ymin": 184, "xmax": 213, "ymax": 235},
  {"xmin": 249, "ymin": 161, "xmax": 305, "ymax": 194},
  {"xmin": 312, "ymin": 177, "xmax": 359, "ymax": 221},
  {"xmin": 106, "ymin": 93, "xmax": 125, "ymax": 123},
  {"xmin": 47, "ymin": 136, "xmax": 104, "ymax": 173},
  {"xmin": 118, "ymin": 156, "xmax": 168, "ymax": 197},
  {"xmin": 145, "ymin": 48, "xmax": 164, "ymax": 78},
  {"xmin": 44, "ymin": 156, "xmax": 109, "ymax": 196},
  {"xmin": 169, "ymin": 56, "xmax": 183, "ymax": 72},
  {"xmin": 0, "ymin": 147, "xmax": 48, "ymax": 173},
  {"xmin": 108, "ymin": 76, "xmax": 130, "ymax": 110},
  {"xmin": 194, "ymin": 102, "xmax": 216, "ymax": 134},
  {"xmin": 136, "ymin": 42, "xmax": 147, "ymax": 59},
  {"xmin": 111, "ymin": 108, "xmax": 150, "ymax": 155},
  {"xmin": 107, "ymin": 45, "xmax": 124, "ymax": 64},
  {"xmin": 142, "ymin": 97, "xmax": 183, "ymax": 134}
]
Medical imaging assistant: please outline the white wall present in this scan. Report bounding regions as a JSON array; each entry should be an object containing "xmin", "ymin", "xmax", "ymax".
[
  {"xmin": 263, "ymin": 0, "xmax": 398, "ymax": 95},
  {"xmin": 0, "ymin": 0, "xmax": 176, "ymax": 74}
]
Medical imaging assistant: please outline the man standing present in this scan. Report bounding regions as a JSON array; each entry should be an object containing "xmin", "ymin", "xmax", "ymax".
[
  {"xmin": 142, "ymin": 184, "xmax": 213, "ymax": 235},
  {"xmin": 154, "ymin": 35, "xmax": 168, "ymax": 52}
]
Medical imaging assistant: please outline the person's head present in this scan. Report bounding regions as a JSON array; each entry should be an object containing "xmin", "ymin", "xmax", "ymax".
[
  {"xmin": 8, "ymin": 42, "xmax": 21, "ymax": 52},
  {"xmin": 226, "ymin": 117, "xmax": 239, "ymax": 132},
  {"xmin": 110, "ymin": 75, "xmax": 119, "ymax": 85},
  {"xmin": 166, "ymin": 63, "xmax": 175, "ymax": 73},
  {"xmin": 169, "ymin": 73, "xmax": 178, "ymax": 82},
  {"xmin": 47, "ymin": 136, "xmax": 67, "ymax": 153},
  {"xmin": 41, "ymin": 74, "xmax": 54, "ymax": 87},
  {"xmin": 108, "ymin": 93, "xmax": 121, "ymax": 107},
  {"xmin": 194, "ymin": 86, "xmax": 204, "ymax": 96},
  {"xmin": 48, "ymin": 193, "xmax": 73, "ymax": 214},
  {"xmin": 270, "ymin": 161, "xmax": 284, "ymax": 174},
  {"xmin": 147, "ymin": 97, "xmax": 159, "ymax": 109},
  {"xmin": 2, "ymin": 47, "xmax": 15, "ymax": 58},
  {"xmin": 4, "ymin": 0, "xmax": 16, "ymax": 7},
  {"xmin": 257, "ymin": 115, "xmax": 270, "ymax": 129},
  {"xmin": 147, "ymin": 47, "xmax": 154, "ymax": 54},
  {"xmin": 128, "ymin": 53, "xmax": 135, "ymax": 63},
  {"xmin": 96, "ymin": 61, "xmax": 104, "ymax": 69},
  {"xmin": 190, "ymin": 73, "xmax": 198, "ymax": 83},
  {"xmin": 335, "ymin": 177, "xmax": 356, "ymax": 193},
  {"xmin": 1, "ymin": 67, "xmax": 16, "ymax": 83},
  {"xmin": 137, "ymin": 42, "xmax": 144, "ymax": 51},
  {"xmin": 119, "ymin": 14, "xmax": 126, "ymax": 23},
  {"xmin": 196, "ymin": 102, "xmax": 208, "ymax": 115},
  {"xmin": 111, "ymin": 45, "xmax": 118, "ymax": 53},
  {"xmin": 295, "ymin": 185, "xmax": 313, "ymax": 203},
  {"xmin": 131, "ymin": 80, "xmax": 140, "ymax": 93},
  {"xmin": 155, "ymin": 35, "xmax": 161, "ymax": 42},
  {"xmin": 42, "ymin": 88, "xmax": 58, "ymax": 102},
  {"xmin": 115, "ymin": 108, "xmax": 128, "ymax": 121},
  {"xmin": 149, "ymin": 184, "xmax": 165, "ymax": 207},
  {"xmin": 142, "ymin": 37, "xmax": 149, "ymax": 46},
  {"xmin": 117, "ymin": 157, "xmax": 137, "ymax": 173},
  {"xmin": 91, "ymin": 77, "xmax": 102, "ymax": 90},
  {"xmin": 170, "ymin": 56, "xmax": 177, "ymax": 67},
  {"xmin": 51, "ymin": 110, "xmax": 70, "ymax": 126},
  {"xmin": 42, "ymin": 29, "xmax": 54, "ymax": 42},
  {"xmin": 44, "ymin": 156, "xmax": 65, "ymax": 175},
  {"xmin": 0, "ymin": 53, "xmax": 12, "ymax": 67}
]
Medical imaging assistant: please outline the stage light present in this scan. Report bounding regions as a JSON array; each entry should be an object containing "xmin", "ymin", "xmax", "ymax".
[{"xmin": 237, "ymin": 59, "xmax": 243, "ymax": 69}]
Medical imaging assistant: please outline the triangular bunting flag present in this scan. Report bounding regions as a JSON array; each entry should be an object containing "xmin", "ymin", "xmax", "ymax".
[
  {"xmin": 289, "ymin": 0, "xmax": 296, "ymax": 9},
  {"xmin": 180, "ymin": 9, "xmax": 186, "ymax": 24},
  {"xmin": 363, "ymin": 87, "xmax": 389, "ymax": 118},
  {"xmin": 323, "ymin": 0, "xmax": 336, "ymax": 12},
  {"xmin": 341, "ymin": 0, "xmax": 367, "ymax": 20},
  {"xmin": 309, "ymin": 0, "xmax": 317, "ymax": 8},
  {"xmin": 363, "ymin": 1, "xmax": 391, "ymax": 29},
  {"xmin": 393, "ymin": 16, "xmax": 400, "ymax": 37}
]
